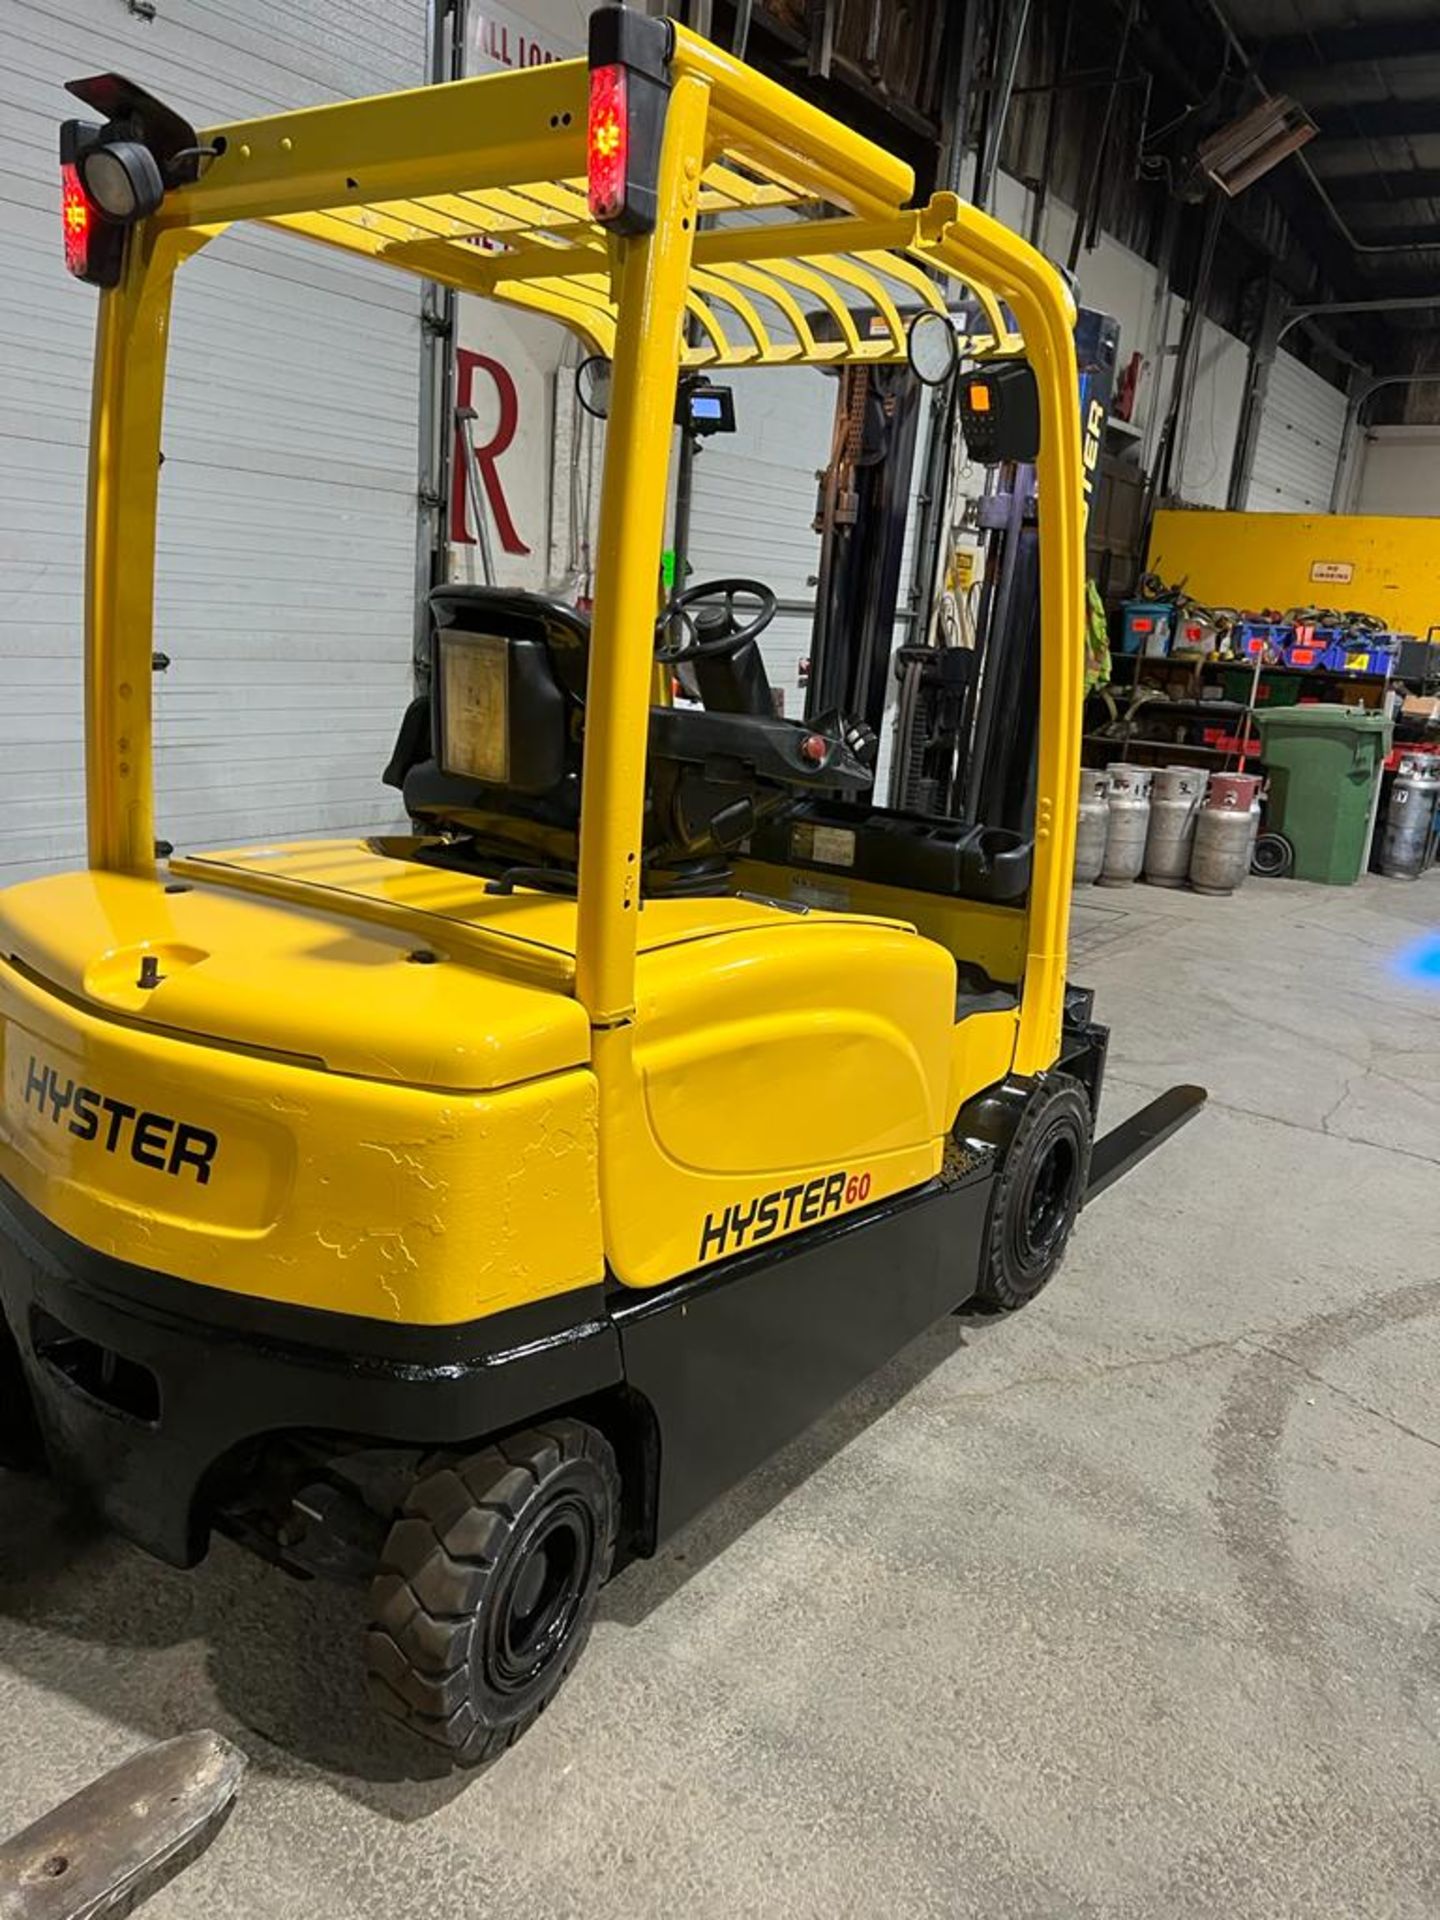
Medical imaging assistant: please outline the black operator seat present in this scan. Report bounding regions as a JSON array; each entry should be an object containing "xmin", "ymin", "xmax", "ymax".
[
  {"xmin": 386, "ymin": 587, "xmax": 590, "ymax": 861},
  {"xmin": 382, "ymin": 585, "xmax": 875, "ymax": 888}
]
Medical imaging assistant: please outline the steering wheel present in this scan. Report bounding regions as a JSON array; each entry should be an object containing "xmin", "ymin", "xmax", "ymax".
[{"xmin": 656, "ymin": 577, "xmax": 778, "ymax": 662}]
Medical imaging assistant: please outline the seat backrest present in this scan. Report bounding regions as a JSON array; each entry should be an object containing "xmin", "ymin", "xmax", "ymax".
[
  {"xmin": 386, "ymin": 588, "xmax": 592, "ymax": 865},
  {"xmin": 429, "ymin": 586, "xmax": 590, "ymax": 703}
]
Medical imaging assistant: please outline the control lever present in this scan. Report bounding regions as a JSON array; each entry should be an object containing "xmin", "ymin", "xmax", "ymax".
[
  {"xmin": 841, "ymin": 717, "xmax": 878, "ymax": 768},
  {"xmin": 803, "ymin": 709, "xmax": 877, "ymax": 787}
]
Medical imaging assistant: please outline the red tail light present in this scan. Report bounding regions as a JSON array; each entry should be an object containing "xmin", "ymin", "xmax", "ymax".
[
  {"xmin": 587, "ymin": 63, "xmax": 628, "ymax": 226},
  {"xmin": 585, "ymin": 8, "xmax": 671, "ymax": 236},
  {"xmin": 61, "ymin": 161, "xmax": 92, "ymax": 278}
]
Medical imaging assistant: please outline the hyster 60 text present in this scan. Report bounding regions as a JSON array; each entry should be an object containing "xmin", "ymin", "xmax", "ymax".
[{"xmin": 698, "ymin": 1168, "xmax": 872, "ymax": 1262}]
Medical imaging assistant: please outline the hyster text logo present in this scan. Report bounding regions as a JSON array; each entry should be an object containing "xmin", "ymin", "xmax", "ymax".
[
  {"xmin": 21, "ymin": 1057, "xmax": 218, "ymax": 1185},
  {"xmin": 1080, "ymin": 396, "xmax": 1106, "ymax": 531},
  {"xmin": 698, "ymin": 1169, "xmax": 873, "ymax": 1262}
]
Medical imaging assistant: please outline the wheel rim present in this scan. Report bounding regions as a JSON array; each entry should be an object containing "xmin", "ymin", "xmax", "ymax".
[
  {"xmin": 485, "ymin": 1496, "xmax": 594, "ymax": 1694},
  {"xmin": 1016, "ymin": 1130, "xmax": 1078, "ymax": 1270}
]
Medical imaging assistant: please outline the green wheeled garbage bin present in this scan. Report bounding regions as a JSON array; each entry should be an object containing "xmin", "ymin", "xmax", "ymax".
[{"xmin": 1255, "ymin": 705, "xmax": 1393, "ymax": 885}]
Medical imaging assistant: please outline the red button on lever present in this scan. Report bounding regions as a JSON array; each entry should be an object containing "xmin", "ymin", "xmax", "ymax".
[{"xmin": 800, "ymin": 734, "xmax": 827, "ymax": 765}]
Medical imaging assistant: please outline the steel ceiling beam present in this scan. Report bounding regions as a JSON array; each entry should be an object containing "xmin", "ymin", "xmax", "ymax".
[
  {"xmin": 1321, "ymin": 166, "xmax": 1440, "ymax": 207},
  {"xmin": 1257, "ymin": 20, "xmax": 1440, "ymax": 73},
  {"xmin": 1342, "ymin": 222, "xmax": 1440, "ymax": 250},
  {"xmin": 1309, "ymin": 100, "xmax": 1440, "ymax": 141}
]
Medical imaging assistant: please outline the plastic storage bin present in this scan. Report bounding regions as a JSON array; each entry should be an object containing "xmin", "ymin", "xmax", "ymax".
[
  {"xmin": 1322, "ymin": 639, "xmax": 1398, "ymax": 677},
  {"xmin": 1255, "ymin": 705, "xmax": 1393, "ymax": 885},
  {"xmin": 1282, "ymin": 637, "xmax": 1326, "ymax": 670},
  {"xmin": 1218, "ymin": 668, "xmax": 1301, "ymax": 707},
  {"xmin": 1235, "ymin": 620, "xmax": 1283, "ymax": 660},
  {"xmin": 1120, "ymin": 601, "xmax": 1174, "ymax": 657}
]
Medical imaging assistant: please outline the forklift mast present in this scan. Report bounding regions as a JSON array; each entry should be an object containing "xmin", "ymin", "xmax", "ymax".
[
  {"xmin": 805, "ymin": 365, "xmax": 923, "ymax": 727},
  {"xmin": 807, "ymin": 305, "xmax": 1119, "ymax": 831},
  {"xmin": 964, "ymin": 305, "xmax": 1119, "ymax": 834}
]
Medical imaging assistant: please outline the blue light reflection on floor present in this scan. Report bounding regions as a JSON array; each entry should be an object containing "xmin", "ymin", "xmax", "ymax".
[{"xmin": 1392, "ymin": 932, "xmax": 1440, "ymax": 986}]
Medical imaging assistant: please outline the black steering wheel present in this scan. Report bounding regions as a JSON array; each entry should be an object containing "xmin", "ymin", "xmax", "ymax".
[{"xmin": 656, "ymin": 577, "xmax": 778, "ymax": 662}]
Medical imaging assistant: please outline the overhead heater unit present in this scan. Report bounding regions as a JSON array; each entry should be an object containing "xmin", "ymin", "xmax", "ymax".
[{"xmin": 1197, "ymin": 94, "xmax": 1317, "ymax": 197}]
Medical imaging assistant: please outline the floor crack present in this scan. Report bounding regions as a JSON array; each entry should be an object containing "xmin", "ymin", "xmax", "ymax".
[
  {"xmin": 1318, "ymin": 1073, "xmax": 1358, "ymax": 1136},
  {"xmin": 939, "ymin": 1333, "xmax": 1248, "ymax": 1405},
  {"xmin": 1248, "ymin": 1341, "xmax": 1440, "ymax": 1457}
]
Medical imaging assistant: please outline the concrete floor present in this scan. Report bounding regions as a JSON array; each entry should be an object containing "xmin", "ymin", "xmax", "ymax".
[{"xmin": 2, "ymin": 873, "xmax": 1438, "ymax": 1918}]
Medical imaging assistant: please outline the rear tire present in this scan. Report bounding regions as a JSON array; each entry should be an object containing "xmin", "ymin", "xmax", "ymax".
[
  {"xmin": 365, "ymin": 1420, "xmax": 619, "ymax": 1767},
  {"xmin": 973, "ymin": 1073, "xmax": 1092, "ymax": 1312},
  {"xmin": 0, "ymin": 1318, "xmax": 43, "ymax": 1472}
]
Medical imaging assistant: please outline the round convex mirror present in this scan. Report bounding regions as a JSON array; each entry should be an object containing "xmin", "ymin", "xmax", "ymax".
[
  {"xmin": 575, "ymin": 353, "xmax": 613, "ymax": 420},
  {"xmin": 906, "ymin": 309, "xmax": 958, "ymax": 387}
]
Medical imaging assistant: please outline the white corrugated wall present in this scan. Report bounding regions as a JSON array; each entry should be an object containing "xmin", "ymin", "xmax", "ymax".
[
  {"xmin": 0, "ymin": 0, "xmax": 427, "ymax": 882},
  {"xmin": 1245, "ymin": 349, "xmax": 1348, "ymax": 513}
]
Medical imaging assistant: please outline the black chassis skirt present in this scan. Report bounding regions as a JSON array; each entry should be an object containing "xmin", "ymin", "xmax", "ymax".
[
  {"xmin": 615, "ymin": 1163, "xmax": 994, "ymax": 1546},
  {"xmin": 0, "ymin": 1184, "xmax": 621, "ymax": 1567},
  {"xmin": 0, "ymin": 1158, "xmax": 995, "ymax": 1570}
]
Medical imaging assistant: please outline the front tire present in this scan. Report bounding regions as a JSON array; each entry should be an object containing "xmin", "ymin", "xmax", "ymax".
[
  {"xmin": 974, "ymin": 1073, "xmax": 1092, "ymax": 1312},
  {"xmin": 366, "ymin": 1420, "xmax": 620, "ymax": 1767}
]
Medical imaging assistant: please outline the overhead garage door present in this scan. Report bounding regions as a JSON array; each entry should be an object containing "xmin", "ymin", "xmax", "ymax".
[
  {"xmin": 685, "ymin": 368, "xmax": 834, "ymax": 719},
  {"xmin": 1245, "ymin": 350, "xmax": 1348, "ymax": 514},
  {"xmin": 0, "ymin": 0, "xmax": 426, "ymax": 883}
]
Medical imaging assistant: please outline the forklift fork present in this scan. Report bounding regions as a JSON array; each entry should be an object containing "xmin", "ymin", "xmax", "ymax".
[
  {"xmin": 1086, "ymin": 1083, "xmax": 1207, "ymax": 1204},
  {"xmin": 0, "ymin": 1732, "xmax": 244, "ymax": 1919}
]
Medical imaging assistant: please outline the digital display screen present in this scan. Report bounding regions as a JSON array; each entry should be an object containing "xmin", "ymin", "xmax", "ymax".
[{"xmin": 678, "ymin": 383, "xmax": 734, "ymax": 433}]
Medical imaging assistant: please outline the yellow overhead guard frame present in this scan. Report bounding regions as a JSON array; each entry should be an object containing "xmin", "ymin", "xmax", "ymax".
[{"xmin": 84, "ymin": 17, "xmax": 1084, "ymax": 1076}]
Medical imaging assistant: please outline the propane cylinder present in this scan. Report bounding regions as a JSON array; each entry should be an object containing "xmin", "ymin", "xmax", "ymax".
[
  {"xmin": 1236, "ymin": 793, "xmax": 1263, "ymax": 888},
  {"xmin": 1143, "ymin": 765, "xmax": 1205, "ymax": 888},
  {"xmin": 1074, "ymin": 770, "xmax": 1109, "ymax": 885},
  {"xmin": 1380, "ymin": 754, "xmax": 1440, "ymax": 879},
  {"xmin": 1190, "ymin": 772, "xmax": 1261, "ymax": 896},
  {"xmin": 1098, "ymin": 763, "xmax": 1151, "ymax": 887}
]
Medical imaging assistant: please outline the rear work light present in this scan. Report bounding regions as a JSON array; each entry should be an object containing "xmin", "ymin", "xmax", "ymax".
[
  {"xmin": 58, "ymin": 78, "xmax": 198, "ymax": 289},
  {"xmin": 586, "ymin": 6, "xmax": 672, "ymax": 237}
]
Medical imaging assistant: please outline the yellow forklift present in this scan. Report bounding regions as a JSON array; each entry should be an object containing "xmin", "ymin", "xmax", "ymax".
[{"xmin": 0, "ymin": 11, "xmax": 1202, "ymax": 1765}]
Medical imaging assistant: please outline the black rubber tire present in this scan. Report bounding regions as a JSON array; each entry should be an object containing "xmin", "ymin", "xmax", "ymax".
[
  {"xmin": 973, "ymin": 1073, "xmax": 1093, "ymax": 1312},
  {"xmin": 0, "ymin": 1318, "xmax": 43, "ymax": 1472},
  {"xmin": 365, "ymin": 1420, "xmax": 620, "ymax": 1767}
]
